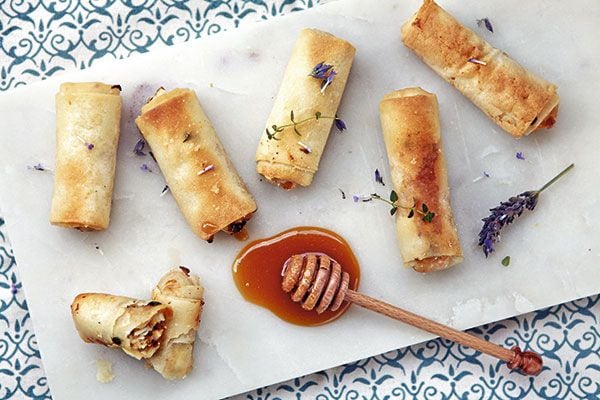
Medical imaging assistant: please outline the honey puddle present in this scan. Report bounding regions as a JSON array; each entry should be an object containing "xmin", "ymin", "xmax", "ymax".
[{"xmin": 233, "ymin": 226, "xmax": 360, "ymax": 326}]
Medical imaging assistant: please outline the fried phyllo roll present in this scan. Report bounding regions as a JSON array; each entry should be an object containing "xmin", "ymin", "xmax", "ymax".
[
  {"xmin": 135, "ymin": 88, "xmax": 257, "ymax": 241},
  {"xmin": 401, "ymin": 0, "xmax": 559, "ymax": 137},
  {"xmin": 256, "ymin": 28, "xmax": 355, "ymax": 189},
  {"xmin": 50, "ymin": 82, "xmax": 122, "ymax": 230},
  {"xmin": 71, "ymin": 293, "xmax": 172, "ymax": 359},
  {"xmin": 147, "ymin": 267, "xmax": 204, "ymax": 380},
  {"xmin": 379, "ymin": 87, "xmax": 463, "ymax": 272}
]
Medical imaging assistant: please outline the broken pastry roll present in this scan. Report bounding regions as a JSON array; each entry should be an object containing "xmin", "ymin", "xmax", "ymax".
[
  {"xmin": 70, "ymin": 293, "xmax": 172, "ymax": 359},
  {"xmin": 50, "ymin": 82, "xmax": 122, "ymax": 230},
  {"xmin": 379, "ymin": 87, "xmax": 463, "ymax": 273},
  {"xmin": 135, "ymin": 88, "xmax": 257, "ymax": 241},
  {"xmin": 256, "ymin": 28, "xmax": 356, "ymax": 189},
  {"xmin": 147, "ymin": 267, "xmax": 204, "ymax": 380},
  {"xmin": 401, "ymin": 0, "xmax": 559, "ymax": 138}
]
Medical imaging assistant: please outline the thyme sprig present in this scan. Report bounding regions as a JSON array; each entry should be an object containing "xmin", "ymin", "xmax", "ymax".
[
  {"xmin": 355, "ymin": 191, "xmax": 436, "ymax": 222},
  {"xmin": 478, "ymin": 163, "xmax": 574, "ymax": 257},
  {"xmin": 265, "ymin": 110, "xmax": 346, "ymax": 141}
]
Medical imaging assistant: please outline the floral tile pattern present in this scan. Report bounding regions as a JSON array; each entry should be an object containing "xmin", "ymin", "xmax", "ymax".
[
  {"xmin": 0, "ymin": 0, "xmax": 317, "ymax": 90},
  {"xmin": 238, "ymin": 295, "xmax": 600, "ymax": 399},
  {"xmin": 1, "ymin": 1, "xmax": 599, "ymax": 399}
]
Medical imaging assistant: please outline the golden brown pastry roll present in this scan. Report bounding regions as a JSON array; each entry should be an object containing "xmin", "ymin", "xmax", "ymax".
[
  {"xmin": 70, "ymin": 293, "xmax": 172, "ymax": 360},
  {"xmin": 50, "ymin": 82, "xmax": 122, "ymax": 230},
  {"xmin": 147, "ymin": 267, "xmax": 204, "ymax": 380},
  {"xmin": 255, "ymin": 28, "xmax": 356, "ymax": 189},
  {"xmin": 401, "ymin": 0, "xmax": 559, "ymax": 138},
  {"xmin": 135, "ymin": 88, "xmax": 257, "ymax": 242},
  {"xmin": 379, "ymin": 87, "xmax": 463, "ymax": 273}
]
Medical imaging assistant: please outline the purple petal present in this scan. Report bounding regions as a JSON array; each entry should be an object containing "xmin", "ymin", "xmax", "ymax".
[
  {"xmin": 483, "ymin": 238, "xmax": 494, "ymax": 257},
  {"xmin": 140, "ymin": 163, "xmax": 151, "ymax": 172},
  {"xmin": 320, "ymin": 70, "xmax": 337, "ymax": 93},
  {"xmin": 516, "ymin": 152, "xmax": 525, "ymax": 160},
  {"xmin": 309, "ymin": 62, "xmax": 333, "ymax": 79},
  {"xmin": 133, "ymin": 139, "xmax": 146, "ymax": 156},
  {"xmin": 297, "ymin": 141, "xmax": 312, "ymax": 154},
  {"xmin": 334, "ymin": 117, "xmax": 346, "ymax": 132},
  {"xmin": 325, "ymin": 70, "xmax": 336, "ymax": 84},
  {"xmin": 468, "ymin": 58, "xmax": 487, "ymax": 66},
  {"xmin": 477, "ymin": 17, "xmax": 494, "ymax": 33},
  {"xmin": 352, "ymin": 194, "xmax": 373, "ymax": 203},
  {"xmin": 87, "ymin": 143, "xmax": 94, "ymax": 150},
  {"xmin": 374, "ymin": 169, "xmax": 385, "ymax": 186},
  {"xmin": 197, "ymin": 164, "xmax": 215, "ymax": 175}
]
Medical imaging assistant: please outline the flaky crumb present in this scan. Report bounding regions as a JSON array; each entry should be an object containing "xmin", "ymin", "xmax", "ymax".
[{"xmin": 96, "ymin": 359, "xmax": 114, "ymax": 383}]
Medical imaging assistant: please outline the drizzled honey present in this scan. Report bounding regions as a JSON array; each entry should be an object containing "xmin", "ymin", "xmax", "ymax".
[{"xmin": 232, "ymin": 226, "xmax": 360, "ymax": 326}]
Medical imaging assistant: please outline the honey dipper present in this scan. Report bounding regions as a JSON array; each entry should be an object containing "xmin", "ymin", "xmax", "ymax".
[{"xmin": 282, "ymin": 253, "xmax": 543, "ymax": 376}]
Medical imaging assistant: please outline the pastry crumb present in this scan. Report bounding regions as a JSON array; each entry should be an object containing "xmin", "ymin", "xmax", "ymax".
[{"xmin": 96, "ymin": 359, "xmax": 114, "ymax": 383}]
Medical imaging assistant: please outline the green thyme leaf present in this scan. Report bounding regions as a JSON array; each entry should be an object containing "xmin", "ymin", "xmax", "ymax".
[
  {"xmin": 183, "ymin": 132, "xmax": 191, "ymax": 143},
  {"xmin": 293, "ymin": 126, "xmax": 301, "ymax": 136},
  {"xmin": 501, "ymin": 256, "xmax": 510, "ymax": 266},
  {"xmin": 290, "ymin": 110, "xmax": 295, "ymax": 122},
  {"xmin": 422, "ymin": 211, "xmax": 435, "ymax": 223},
  {"xmin": 390, "ymin": 190, "xmax": 398, "ymax": 202},
  {"xmin": 266, "ymin": 128, "xmax": 280, "ymax": 141},
  {"xmin": 407, "ymin": 209, "xmax": 414, "ymax": 218},
  {"xmin": 315, "ymin": 111, "xmax": 322, "ymax": 120},
  {"xmin": 422, "ymin": 203, "xmax": 429, "ymax": 213},
  {"xmin": 390, "ymin": 207, "xmax": 398, "ymax": 216}
]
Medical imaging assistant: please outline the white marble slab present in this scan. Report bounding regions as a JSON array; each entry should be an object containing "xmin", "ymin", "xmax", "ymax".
[{"xmin": 0, "ymin": 0, "xmax": 598, "ymax": 399}]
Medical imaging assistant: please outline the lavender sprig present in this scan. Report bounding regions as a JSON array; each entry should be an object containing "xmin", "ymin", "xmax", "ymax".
[
  {"xmin": 478, "ymin": 163, "xmax": 574, "ymax": 257},
  {"xmin": 265, "ymin": 110, "xmax": 346, "ymax": 141},
  {"xmin": 354, "ymin": 191, "xmax": 435, "ymax": 222}
]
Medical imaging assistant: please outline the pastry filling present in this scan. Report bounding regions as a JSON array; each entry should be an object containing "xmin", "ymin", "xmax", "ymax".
[
  {"xmin": 224, "ymin": 219, "xmax": 247, "ymax": 234},
  {"xmin": 271, "ymin": 178, "xmax": 296, "ymax": 190},
  {"xmin": 128, "ymin": 313, "xmax": 167, "ymax": 353},
  {"xmin": 411, "ymin": 255, "xmax": 455, "ymax": 271}
]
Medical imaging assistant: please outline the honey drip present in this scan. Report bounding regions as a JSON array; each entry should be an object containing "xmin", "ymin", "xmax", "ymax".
[
  {"xmin": 233, "ymin": 227, "xmax": 249, "ymax": 241},
  {"xmin": 201, "ymin": 222, "xmax": 219, "ymax": 234}
]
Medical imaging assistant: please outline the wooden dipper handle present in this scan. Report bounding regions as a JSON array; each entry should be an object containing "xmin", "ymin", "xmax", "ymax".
[
  {"xmin": 345, "ymin": 290, "xmax": 542, "ymax": 375},
  {"xmin": 282, "ymin": 253, "xmax": 543, "ymax": 376}
]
